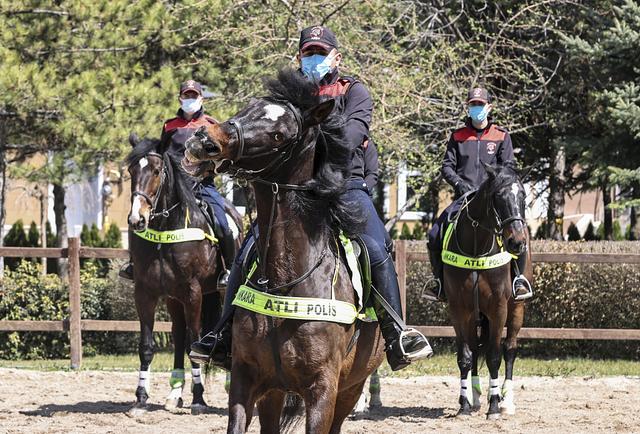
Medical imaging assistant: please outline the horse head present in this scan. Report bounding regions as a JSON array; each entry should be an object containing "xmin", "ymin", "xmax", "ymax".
[
  {"xmin": 182, "ymin": 69, "xmax": 334, "ymax": 180},
  {"xmin": 126, "ymin": 134, "xmax": 166, "ymax": 232},
  {"xmin": 482, "ymin": 162, "xmax": 531, "ymax": 255}
]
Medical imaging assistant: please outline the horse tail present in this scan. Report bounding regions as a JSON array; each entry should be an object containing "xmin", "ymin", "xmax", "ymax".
[{"xmin": 280, "ymin": 393, "xmax": 304, "ymax": 433}]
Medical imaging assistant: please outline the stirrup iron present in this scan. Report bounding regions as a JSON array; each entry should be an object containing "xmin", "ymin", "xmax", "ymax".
[
  {"xmin": 512, "ymin": 275, "xmax": 533, "ymax": 301},
  {"xmin": 422, "ymin": 278, "xmax": 442, "ymax": 302},
  {"xmin": 399, "ymin": 328, "xmax": 434, "ymax": 361}
]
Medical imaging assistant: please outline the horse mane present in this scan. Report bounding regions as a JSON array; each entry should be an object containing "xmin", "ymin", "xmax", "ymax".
[
  {"xmin": 480, "ymin": 161, "xmax": 520, "ymax": 198},
  {"xmin": 263, "ymin": 68, "xmax": 365, "ymax": 236},
  {"xmin": 125, "ymin": 137, "xmax": 200, "ymax": 217}
]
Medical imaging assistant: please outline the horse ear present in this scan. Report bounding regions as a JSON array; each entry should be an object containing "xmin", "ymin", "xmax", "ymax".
[
  {"xmin": 303, "ymin": 99, "xmax": 335, "ymax": 127},
  {"xmin": 129, "ymin": 132, "xmax": 139, "ymax": 148},
  {"xmin": 482, "ymin": 161, "xmax": 498, "ymax": 177}
]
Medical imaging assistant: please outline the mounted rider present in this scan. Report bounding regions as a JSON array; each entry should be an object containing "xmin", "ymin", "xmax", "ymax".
[
  {"xmin": 190, "ymin": 25, "xmax": 433, "ymax": 371},
  {"xmin": 423, "ymin": 87, "xmax": 533, "ymax": 302},
  {"xmin": 120, "ymin": 80, "xmax": 237, "ymax": 287}
]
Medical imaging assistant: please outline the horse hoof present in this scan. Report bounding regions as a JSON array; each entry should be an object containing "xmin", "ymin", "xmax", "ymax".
[
  {"xmin": 165, "ymin": 397, "xmax": 183, "ymax": 411},
  {"xmin": 369, "ymin": 396, "xmax": 382, "ymax": 409},
  {"xmin": 191, "ymin": 403, "xmax": 207, "ymax": 415},
  {"xmin": 127, "ymin": 404, "xmax": 148, "ymax": 418},
  {"xmin": 500, "ymin": 403, "xmax": 516, "ymax": 415},
  {"xmin": 471, "ymin": 404, "xmax": 481, "ymax": 412},
  {"xmin": 487, "ymin": 412, "xmax": 501, "ymax": 420}
]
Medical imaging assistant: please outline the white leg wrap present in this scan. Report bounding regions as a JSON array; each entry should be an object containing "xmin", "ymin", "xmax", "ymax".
[
  {"xmin": 138, "ymin": 368, "xmax": 151, "ymax": 394},
  {"xmin": 500, "ymin": 379, "xmax": 516, "ymax": 415},
  {"xmin": 167, "ymin": 386, "xmax": 183, "ymax": 401},
  {"xmin": 489, "ymin": 378, "xmax": 500, "ymax": 396},
  {"xmin": 460, "ymin": 378, "xmax": 468, "ymax": 398},
  {"xmin": 192, "ymin": 368, "xmax": 202, "ymax": 385},
  {"xmin": 472, "ymin": 375, "xmax": 482, "ymax": 408}
]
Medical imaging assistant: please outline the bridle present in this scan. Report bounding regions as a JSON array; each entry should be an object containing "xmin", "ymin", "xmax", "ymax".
[
  {"xmin": 130, "ymin": 152, "xmax": 179, "ymax": 221},
  {"xmin": 455, "ymin": 187, "xmax": 526, "ymax": 258}
]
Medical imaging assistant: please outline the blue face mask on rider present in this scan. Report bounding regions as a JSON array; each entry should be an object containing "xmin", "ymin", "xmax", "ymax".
[
  {"xmin": 301, "ymin": 53, "xmax": 335, "ymax": 81},
  {"xmin": 468, "ymin": 104, "xmax": 490, "ymax": 123}
]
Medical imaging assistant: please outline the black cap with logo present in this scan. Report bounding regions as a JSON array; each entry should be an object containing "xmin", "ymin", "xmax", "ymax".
[
  {"xmin": 299, "ymin": 26, "xmax": 339, "ymax": 52},
  {"xmin": 467, "ymin": 87, "xmax": 490, "ymax": 104},
  {"xmin": 179, "ymin": 80, "xmax": 203, "ymax": 96}
]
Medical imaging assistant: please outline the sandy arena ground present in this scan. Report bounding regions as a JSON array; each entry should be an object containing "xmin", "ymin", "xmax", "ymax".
[{"xmin": 0, "ymin": 368, "xmax": 639, "ymax": 433}]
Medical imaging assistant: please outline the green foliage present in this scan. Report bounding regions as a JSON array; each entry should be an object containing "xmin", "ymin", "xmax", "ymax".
[
  {"xmin": 613, "ymin": 220, "xmax": 624, "ymax": 241},
  {"xmin": 103, "ymin": 223, "xmax": 122, "ymax": 248},
  {"xmin": 0, "ymin": 261, "xmax": 170, "ymax": 359},
  {"xmin": 567, "ymin": 223, "xmax": 581, "ymax": 241},
  {"xmin": 27, "ymin": 222, "xmax": 40, "ymax": 247},
  {"xmin": 3, "ymin": 220, "xmax": 40, "ymax": 269},
  {"xmin": 399, "ymin": 223, "xmax": 412, "ymax": 240},
  {"xmin": 534, "ymin": 221, "xmax": 549, "ymax": 240},
  {"xmin": 80, "ymin": 224, "xmax": 102, "ymax": 247},
  {"xmin": 583, "ymin": 222, "xmax": 599, "ymax": 241},
  {"xmin": 412, "ymin": 224, "xmax": 425, "ymax": 241}
]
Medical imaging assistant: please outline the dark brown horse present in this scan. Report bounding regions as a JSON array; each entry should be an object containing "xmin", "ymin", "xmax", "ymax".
[
  {"xmin": 182, "ymin": 69, "xmax": 385, "ymax": 433},
  {"xmin": 443, "ymin": 162, "xmax": 531, "ymax": 420},
  {"xmin": 126, "ymin": 134, "xmax": 242, "ymax": 415}
]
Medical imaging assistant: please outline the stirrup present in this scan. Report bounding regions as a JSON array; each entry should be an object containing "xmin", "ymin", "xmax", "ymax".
[
  {"xmin": 399, "ymin": 328, "xmax": 434, "ymax": 361},
  {"xmin": 422, "ymin": 278, "xmax": 443, "ymax": 302},
  {"xmin": 513, "ymin": 275, "xmax": 533, "ymax": 301}
]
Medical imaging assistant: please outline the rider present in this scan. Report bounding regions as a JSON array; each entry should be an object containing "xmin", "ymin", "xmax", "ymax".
[
  {"xmin": 190, "ymin": 26, "xmax": 433, "ymax": 371},
  {"xmin": 120, "ymin": 80, "xmax": 236, "ymax": 287},
  {"xmin": 422, "ymin": 87, "xmax": 533, "ymax": 302}
]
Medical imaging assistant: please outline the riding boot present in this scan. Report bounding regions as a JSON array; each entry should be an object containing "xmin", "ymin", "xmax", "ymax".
[
  {"xmin": 372, "ymin": 255, "xmax": 433, "ymax": 371},
  {"xmin": 423, "ymin": 242, "xmax": 445, "ymax": 302},
  {"xmin": 118, "ymin": 261, "xmax": 134, "ymax": 281},
  {"xmin": 217, "ymin": 230, "xmax": 237, "ymax": 289},
  {"xmin": 511, "ymin": 252, "xmax": 533, "ymax": 301},
  {"xmin": 189, "ymin": 258, "xmax": 241, "ymax": 369}
]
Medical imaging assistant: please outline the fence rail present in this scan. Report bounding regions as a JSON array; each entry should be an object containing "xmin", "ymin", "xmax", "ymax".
[{"xmin": 1, "ymin": 239, "xmax": 640, "ymax": 368}]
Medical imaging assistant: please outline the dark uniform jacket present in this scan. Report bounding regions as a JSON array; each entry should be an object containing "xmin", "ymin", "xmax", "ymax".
[
  {"xmin": 363, "ymin": 139, "xmax": 379, "ymax": 194},
  {"xmin": 161, "ymin": 108, "xmax": 217, "ymax": 184},
  {"xmin": 442, "ymin": 120, "xmax": 514, "ymax": 197},
  {"xmin": 318, "ymin": 70, "xmax": 373, "ymax": 186},
  {"xmin": 161, "ymin": 108, "xmax": 217, "ymax": 153}
]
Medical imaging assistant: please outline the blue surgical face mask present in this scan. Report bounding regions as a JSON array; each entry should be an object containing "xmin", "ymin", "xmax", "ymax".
[
  {"xmin": 301, "ymin": 53, "xmax": 335, "ymax": 81},
  {"xmin": 468, "ymin": 105, "xmax": 489, "ymax": 123},
  {"xmin": 181, "ymin": 98, "xmax": 202, "ymax": 114}
]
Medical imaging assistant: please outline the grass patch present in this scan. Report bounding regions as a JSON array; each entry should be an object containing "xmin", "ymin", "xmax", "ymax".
[{"xmin": 1, "ymin": 352, "xmax": 639, "ymax": 377}]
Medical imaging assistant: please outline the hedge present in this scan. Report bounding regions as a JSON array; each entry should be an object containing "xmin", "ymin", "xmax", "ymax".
[{"xmin": 405, "ymin": 240, "xmax": 640, "ymax": 359}]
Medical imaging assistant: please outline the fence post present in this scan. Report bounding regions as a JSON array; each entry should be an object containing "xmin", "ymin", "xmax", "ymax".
[
  {"xmin": 395, "ymin": 240, "xmax": 407, "ymax": 320},
  {"xmin": 68, "ymin": 237, "xmax": 82, "ymax": 369}
]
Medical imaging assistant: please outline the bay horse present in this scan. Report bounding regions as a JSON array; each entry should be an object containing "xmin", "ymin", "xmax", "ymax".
[
  {"xmin": 126, "ymin": 134, "xmax": 242, "ymax": 415},
  {"xmin": 182, "ymin": 68, "xmax": 385, "ymax": 433},
  {"xmin": 443, "ymin": 162, "xmax": 531, "ymax": 419}
]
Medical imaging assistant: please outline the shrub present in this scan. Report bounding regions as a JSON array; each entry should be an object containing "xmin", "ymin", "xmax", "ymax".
[
  {"xmin": 567, "ymin": 223, "xmax": 581, "ymax": 241},
  {"xmin": 583, "ymin": 222, "xmax": 598, "ymax": 241},
  {"xmin": 399, "ymin": 223, "xmax": 412, "ymax": 240},
  {"xmin": 412, "ymin": 224, "xmax": 425, "ymax": 240}
]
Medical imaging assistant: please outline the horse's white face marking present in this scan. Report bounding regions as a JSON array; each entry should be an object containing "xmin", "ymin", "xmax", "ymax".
[
  {"xmin": 130, "ymin": 196, "xmax": 143, "ymax": 223},
  {"xmin": 139, "ymin": 157, "xmax": 148, "ymax": 169},
  {"xmin": 262, "ymin": 104, "xmax": 286, "ymax": 121},
  {"xmin": 510, "ymin": 183, "xmax": 521, "ymax": 216}
]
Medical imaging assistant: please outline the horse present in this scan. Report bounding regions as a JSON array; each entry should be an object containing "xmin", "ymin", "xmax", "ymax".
[
  {"xmin": 125, "ymin": 134, "xmax": 242, "ymax": 415},
  {"xmin": 442, "ymin": 162, "xmax": 531, "ymax": 420},
  {"xmin": 182, "ymin": 68, "xmax": 385, "ymax": 433}
]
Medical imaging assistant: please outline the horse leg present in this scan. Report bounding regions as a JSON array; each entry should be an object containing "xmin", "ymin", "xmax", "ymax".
[
  {"xmin": 486, "ymin": 313, "xmax": 507, "ymax": 420},
  {"xmin": 455, "ymin": 335, "xmax": 474, "ymax": 416},
  {"xmin": 501, "ymin": 302, "xmax": 525, "ymax": 416},
  {"xmin": 471, "ymin": 348, "xmax": 482, "ymax": 410},
  {"xmin": 165, "ymin": 298, "xmax": 186, "ymax": 411},
  {"xmin": 129, "ymin": 289, "xmax": 158, "ymax": 416},
  {"xmin": 369, "ymin": 369, "xmax": 382, "ymax": 408},
  {"xmin": 228, "ymin": 364, "xmax": 258, "ymax": 434},
  {"xmin": 330, "ymin": 379, "xmax": 368, "ymax": 434},
  {"xmin": 256, "ymin": 390, "xmax": 286, "ymax": 434},
  {"xmin": 184, "ymin": 283, "xmax": 207, "ymax": 415},
  {"xmin": 304, "ymin": 374, "xmax": 339, "ymax": 434}
]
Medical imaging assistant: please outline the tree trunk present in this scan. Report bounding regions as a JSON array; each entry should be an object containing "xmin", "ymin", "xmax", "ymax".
[
  {"xmin": 53, "ymin": 182, "xmax": 68, "ymax": 279},
  {"xmin": 602, "ymin": 182, "xmax": 613, "ymax": 240},
  {"xmin": 0, "ymin": 121, "xmax": 6, "ymax": 277},
  {"xmin": 629, "ymin": 206, "xmax": 638, "ymax": 241},
  {"xmin": 40, "ymin": 187, "xmax": 47, "ymax": 275},
  {"xmin": 547, "ymin": 144, "xmax": 565, "ymax": 240}
]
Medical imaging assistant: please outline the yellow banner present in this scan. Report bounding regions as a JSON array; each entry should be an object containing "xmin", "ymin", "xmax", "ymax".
[{"xmin": 134, "ymin": 227, "xmax": 216, "ymax": 244}]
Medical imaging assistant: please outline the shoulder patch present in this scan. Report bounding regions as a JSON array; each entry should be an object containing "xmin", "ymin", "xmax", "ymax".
[
  {"xmin": 481, "ymin": 124, "xmax": 506, "ymax": 141},
  {"xmin": 164, "ymin": 117, "xmax": 187, "ymax": 132},
  {"xmin": 452, "ymin": 126, "xmax": 476, "ymax": 142}
]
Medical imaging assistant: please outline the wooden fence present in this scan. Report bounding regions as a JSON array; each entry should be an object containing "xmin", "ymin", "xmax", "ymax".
[{"xmin": 1, "ymin": 238, "xmax": 640, "ymax": 368}]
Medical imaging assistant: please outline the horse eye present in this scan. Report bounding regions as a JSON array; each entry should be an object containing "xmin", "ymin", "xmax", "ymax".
[
  {"xmin": 273, "ymin": 132, "xmax": 283, "ymax": 142},
  {"xmin": 153, "ymin": 168, "xmax": 160, "ymax": 176}
]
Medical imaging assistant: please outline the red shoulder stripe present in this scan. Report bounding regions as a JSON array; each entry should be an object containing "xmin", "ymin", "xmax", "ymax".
[
  {"xmin": 481, "ymin": 125, "xmax": 506, "ymax": 141},
  {"xmin": 164, "ymin": 117, "xmax": 187, "ymax": 132},
  {"xmin": 452, "ymin": 126, "xmax": 476, "ymax": 142},
  {"xmin": 318, "ymin": 79, "xmax": 352, "ymax": 98}
]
